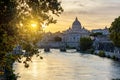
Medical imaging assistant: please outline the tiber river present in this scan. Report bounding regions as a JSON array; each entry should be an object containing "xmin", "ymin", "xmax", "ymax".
[{"xmin": 14, "ymin": 49, "xmax": 120, "ymax": 80}]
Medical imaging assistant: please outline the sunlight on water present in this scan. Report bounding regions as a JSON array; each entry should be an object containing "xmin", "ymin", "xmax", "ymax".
[{"xmin": 14, "ymin": 49, "xmax": 120, "ymax": 80}]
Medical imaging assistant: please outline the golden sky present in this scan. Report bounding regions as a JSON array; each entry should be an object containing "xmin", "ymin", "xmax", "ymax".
[{"xmin": 44, "ymin": 0, "xmax": 120, "ymax": 33}]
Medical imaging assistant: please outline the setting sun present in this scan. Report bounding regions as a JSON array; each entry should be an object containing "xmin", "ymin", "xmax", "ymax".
[
  {"xmin": 31, "ymin": 23, "xmax": 37, "ymax": 28},
  {"xmin": 29, "ymin": 20, "xmax": 39, "ymax": 31}
]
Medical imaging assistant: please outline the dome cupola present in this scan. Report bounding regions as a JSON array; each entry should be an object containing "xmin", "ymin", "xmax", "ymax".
[{"xmin": 72, "ymin": 17, "xmax": 82, "ymax": 30}]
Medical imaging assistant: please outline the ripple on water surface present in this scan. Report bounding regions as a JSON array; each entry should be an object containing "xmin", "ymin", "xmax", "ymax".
[{"xmin": 14, "ymin": 49, "xmax": 120, "ymax": 80}]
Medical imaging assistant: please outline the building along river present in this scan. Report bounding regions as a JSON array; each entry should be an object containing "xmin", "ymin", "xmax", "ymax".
[{"xmin": 13, "ymin": 49, "xmax": 120, "ymax": 80}]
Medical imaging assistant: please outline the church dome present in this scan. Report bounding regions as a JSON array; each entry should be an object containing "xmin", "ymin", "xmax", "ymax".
[{"xmin": 72, "ymin": 17, "xmax": 82, "ymax": 29}]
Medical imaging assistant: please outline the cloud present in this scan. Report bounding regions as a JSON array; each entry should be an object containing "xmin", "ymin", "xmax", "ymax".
[
  {"xmin": 46, "ymin": 0, "xmax": 120, "ymax": 32},
  {"xmin": 62, "ymin": 0, "xmax": 120, "ymax": 17}
]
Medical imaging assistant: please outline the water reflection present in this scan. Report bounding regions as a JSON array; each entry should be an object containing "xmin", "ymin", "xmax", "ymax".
[{"xmin": 14, "ymin": 49, "xmax": 120, "ymax": 80}]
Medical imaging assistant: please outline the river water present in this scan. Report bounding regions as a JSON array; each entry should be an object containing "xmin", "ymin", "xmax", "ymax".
[{"xmin": 14, "ymin": 49, "xmax": 120, "ymax": 80}]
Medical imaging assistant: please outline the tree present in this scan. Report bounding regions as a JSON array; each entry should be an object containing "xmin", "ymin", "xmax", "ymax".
[
  {"xmin": 80, "ymin": 37, "xmax": 93, "ymax": 51},
  {"xmin": 109, "ymin": 16, "xmax": 120, "ymax": 47},
  {"xmin": 0, "ymin": 0, "xmax": 63, "ymax": 79},
  {"xmin": 90, "ymin": 32, "xmax": 103, "ymax": 37},
  {"xmin": 54, "ymin": 36, "xmax": 62, "ymax": 42}
]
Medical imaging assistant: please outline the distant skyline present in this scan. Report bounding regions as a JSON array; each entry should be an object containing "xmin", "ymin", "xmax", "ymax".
[{"xmin": 44, "ymin": 0, "xmax": 120, "ymax": 33}]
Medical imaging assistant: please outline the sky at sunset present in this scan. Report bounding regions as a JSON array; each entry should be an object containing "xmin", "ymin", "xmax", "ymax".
[{"xmin": 44, "ymin": 0, "xmax": 120, "ymax": 33}]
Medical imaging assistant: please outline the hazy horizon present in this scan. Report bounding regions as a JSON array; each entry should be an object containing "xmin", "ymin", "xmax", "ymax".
[{"xmin": 44, "ymin": 0, "xmax": 120, "ymax": 33}]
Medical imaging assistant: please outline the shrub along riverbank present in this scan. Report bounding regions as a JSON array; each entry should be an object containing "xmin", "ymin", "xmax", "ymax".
[
  {"xmin": 79, "ymin": 49, "xmax": 120, "ymax": 61},
  {"xmin": 92, "ymin": 50, "xmax": 119, "ymax": 61}
]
